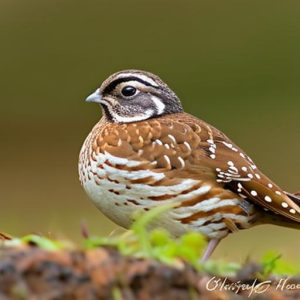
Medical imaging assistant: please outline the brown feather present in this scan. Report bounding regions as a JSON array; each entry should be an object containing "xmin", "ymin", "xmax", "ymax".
[{"xmin": 80, "ymin": 112, "xmax": 300, "ymax": 238}]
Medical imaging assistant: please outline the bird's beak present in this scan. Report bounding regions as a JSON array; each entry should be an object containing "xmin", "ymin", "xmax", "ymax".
[{"xmin": 85, "ymin": 89, "xmax": 101, "ymax": 103}]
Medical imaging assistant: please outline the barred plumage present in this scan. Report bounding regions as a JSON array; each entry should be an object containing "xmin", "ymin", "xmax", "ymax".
[{"xmin": 79, "ymin": 69, "xmax": 300, "ymax": 260}]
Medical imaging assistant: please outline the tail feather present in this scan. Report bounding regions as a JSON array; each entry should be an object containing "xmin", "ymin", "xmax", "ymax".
[
  {"xmin": 264, "ymin": 214, "xmax": 300, "ymax": 230},
  {"xmin": 260, "ymin": 191, "xmax": 300, "ymax": 230},
  {"xmin": 284, "ymin": 191, "xmax": 300, "ymax": 204}
]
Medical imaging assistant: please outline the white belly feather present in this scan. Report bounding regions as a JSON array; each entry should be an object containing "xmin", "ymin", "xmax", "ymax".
[{"xmin": 79, "ymin": 148, "xmax": 252, "ymax": 239}]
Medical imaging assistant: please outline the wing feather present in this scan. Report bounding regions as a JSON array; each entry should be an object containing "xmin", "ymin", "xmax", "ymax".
[
  {"xmin": 172, "ymin": 113, "xmax": 300, "ymax": 222},
  {"xmin": 97, "ymin": 113, "xmax": 300, "ymax": 223}
]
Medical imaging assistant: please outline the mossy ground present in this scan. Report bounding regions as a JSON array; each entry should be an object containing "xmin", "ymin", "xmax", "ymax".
[{"xmin": 1, "ymin": 206, "xmax": 300, "ymax": 299}]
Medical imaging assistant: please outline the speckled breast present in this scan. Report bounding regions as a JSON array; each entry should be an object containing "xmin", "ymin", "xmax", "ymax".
[{"xmin": 79, "ymin": 117, "xmax": 257, "ymax": 240}]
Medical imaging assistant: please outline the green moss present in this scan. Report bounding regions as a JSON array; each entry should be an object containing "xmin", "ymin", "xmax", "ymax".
[
  {"xmin": 84, "ymin": 205, "xmax": 300, "ymax": 276},
  {"xmin": 2, "ymin": 205, "xmax": 300, "ymax": 277},
  {"xmin": 85, "ymin": 204, "xmax": 207, "ymax": 269}
]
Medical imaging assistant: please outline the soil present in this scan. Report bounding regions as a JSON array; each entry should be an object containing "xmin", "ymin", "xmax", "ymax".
[{"xmin": 0, "ymin": 243, "xmax": 299, "ymax": 300}]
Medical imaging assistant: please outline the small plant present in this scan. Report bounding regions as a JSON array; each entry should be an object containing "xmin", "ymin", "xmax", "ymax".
[
  {"xmin": 85, "ymin": 204, "xmax": 207, "ymax": 269},
  {"xmin": 2, "ymin": 206, "xmax": 299, "ymax": 278},
  {"xmin": 85, "ymin": 205, "xmax": 300, "ymax": 276},
  {"xmin": 261, "ymin": 251, "xmax": 300, "ymax": 277},
  {"xmin": 1, "ymin": 234, "xmax": 72, "ymax": 251},
  {"xmin": 84, "ymin": 205, "xmax": 243, "ymax": 275}
]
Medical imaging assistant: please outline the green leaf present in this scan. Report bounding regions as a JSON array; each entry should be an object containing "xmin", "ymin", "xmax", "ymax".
[
  {"xmin": 261, "ymin": 251, "xmax": 300, "ymax": 276},
  {"xmin": 21, "ymin": 235, "xmax": 64, "ymax": 251}
]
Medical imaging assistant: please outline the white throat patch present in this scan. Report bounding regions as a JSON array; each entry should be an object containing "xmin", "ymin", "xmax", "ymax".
[
  {"xmin": 113, "ymin": 109, "xmax": 154, "ymax": 123},
  {"xmin": 103, "ymin": 102, "xmax": 154, "ymax": 123}
]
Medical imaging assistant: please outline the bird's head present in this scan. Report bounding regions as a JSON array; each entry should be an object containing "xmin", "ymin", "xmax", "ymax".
[{"xmin": 85, "ymin": 70, "xmax": 183, "ymax": 123}]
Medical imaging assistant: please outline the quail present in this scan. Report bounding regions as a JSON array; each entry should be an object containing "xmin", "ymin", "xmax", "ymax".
[{"xmin": 79, "ymin": 70, "xmax": 300, "ymax": 261}]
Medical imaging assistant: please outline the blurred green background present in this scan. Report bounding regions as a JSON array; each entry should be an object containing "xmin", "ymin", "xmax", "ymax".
[{"xmin": 1, "ymin": 0, "xmax": 299, "ymax": 262}]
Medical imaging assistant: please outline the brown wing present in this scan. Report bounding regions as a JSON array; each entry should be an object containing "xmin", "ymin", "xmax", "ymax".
[
  {"xmin": 173, "ymin": 113, "xmax": 300, "ymax": 222},
  {"xmin": 95, "ymin": 114, "xmax": 216, "ymax": 184},
  {"xmin": 95, "ymin": 113, "xmax": 300, "ymax": 222}
]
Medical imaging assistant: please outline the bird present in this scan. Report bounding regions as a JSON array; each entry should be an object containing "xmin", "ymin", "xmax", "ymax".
[{"xmin": 79, "ymin": 69, "xmax": 300, "ymax": 261}]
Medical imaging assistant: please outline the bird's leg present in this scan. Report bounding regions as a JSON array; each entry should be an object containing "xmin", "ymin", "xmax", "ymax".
[{"xmin": 201, "ymin": 238, "xmax": 220, "ymax": 262}]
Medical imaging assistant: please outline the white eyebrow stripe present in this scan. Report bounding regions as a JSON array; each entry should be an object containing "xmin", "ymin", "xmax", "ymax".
[
  {"xmin": 114, "ymin": 73, "xmax": 159, "ymax": 87},
  {"xmin": 117, "ymin": 81, "xmax": 150, "ymax": 90}
]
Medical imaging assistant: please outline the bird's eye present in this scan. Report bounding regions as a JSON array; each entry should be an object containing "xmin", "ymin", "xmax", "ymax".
[{"xmin": 121, "ymin": 86, "xmax": 137, "ymax": 97}]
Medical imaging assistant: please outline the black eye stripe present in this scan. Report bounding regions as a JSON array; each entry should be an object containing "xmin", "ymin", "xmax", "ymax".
[
  {"xmin": 103, "ymin": 76, "xmax": 158, "ymax": 94},
  {"xmin": 101, "ymin": 102, "xmax": 114, "ymax": 121}
]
